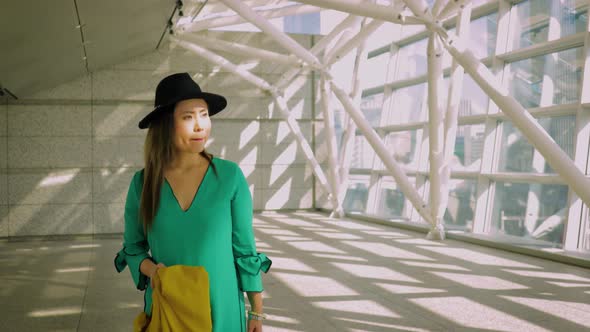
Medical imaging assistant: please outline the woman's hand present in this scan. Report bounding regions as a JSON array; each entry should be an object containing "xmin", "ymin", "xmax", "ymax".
[
  {"xmin": 247, "ymin": 318, "xmax": 262, "ymax": 332},
  {"xmin": 150, "ymin": 262, "xmax": 166, "ymax": 289}
]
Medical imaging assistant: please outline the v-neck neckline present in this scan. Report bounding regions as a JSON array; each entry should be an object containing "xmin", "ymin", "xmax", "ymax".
[{"xmin": 164, "ymin": 158, "xmax": 213, "ymax": 213}]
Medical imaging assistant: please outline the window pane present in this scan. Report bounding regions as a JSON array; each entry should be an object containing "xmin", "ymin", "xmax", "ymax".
[
  {"xmin": 469, "ymin": 13, "xmax": 497, "ymax": 59},
  {"xmin": 396, "ymin": 39, "xmax": 427, "ymax": 79},
  {"xmin": 343, "ymin": 176, "xmax": 370, "ymax": 214},
  {"xmin": 363, "ymin": 53, "xmax": 390, "ymax": 89},
  {"xmin": 350, "ymin": 133, "xmax": 376, "ymax": 169},
  {"xmin": 334, "ymin": 110, "xmax": 345, "ymax": 151},
  {"xmin": 360, "ymin": 93, "xmax": 384, "ymax": 128},
  {"xmin": 366, "ymin": 22, "xmax": 399, "ymax": 50},
  {"xmin": 492, "ymin": 182, "xmax": 568, "ymax": 247},
  {"xmin": 382, "ymin": 130, "xmax": 419, "ymax": 168},
  {"xmin": 375, "ymin": 176, "xmax": 414, "ymax": 219},
  {"xmin": 452, "ymin": 124, "xmax": 485, "ymax": 171},
  {"xmin": 582, "ymin": 209, "xmax": 590, "ymax": 252},
  {"xmin": 507, "ymin": 48, "xmax": 583, "ymax": 108},
  {"xmin": 498, "ymin": 116, "xmax": 575, "ymax": 174},
  {"xmin": 386, "ymin": 83, "xmax": 426, "ymax": 125},
  {"xmin": 512, "ymin": 0, "xmax": 587, "ymax": 50},
  {"xmin": 444, "ymin": 179, "xmax": 477, "ymax": 231},
  {"xmin": 461, "ymin": 74, "xmax": 489, "ymax": 116}
]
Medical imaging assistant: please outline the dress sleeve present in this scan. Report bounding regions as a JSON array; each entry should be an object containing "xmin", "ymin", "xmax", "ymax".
[
  {"xmin": 231, "ymin": 164, "xmax": 272, "ymax": 292},
  {"xmin": 113, "ymin": 171, "xmax": 153, "ymax": 291}
]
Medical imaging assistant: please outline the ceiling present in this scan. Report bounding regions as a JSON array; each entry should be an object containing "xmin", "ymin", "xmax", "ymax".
[
  {"xmin": 0, "ymin": 0, "xmax": 306, "ymax": 99},
  {"xmin": 0, "ymin": 0, "xmax": 175, "ymax": 98}
]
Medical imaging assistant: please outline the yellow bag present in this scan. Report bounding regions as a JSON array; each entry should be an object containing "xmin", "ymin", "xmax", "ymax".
[{"xmin": 133, "ymin": 265, "xmax": 212, "ymax": 332}]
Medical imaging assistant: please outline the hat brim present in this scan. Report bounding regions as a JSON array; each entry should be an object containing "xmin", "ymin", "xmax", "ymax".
[{"xmin": 138, "ymin": 92, "xmax": 227, "ymax": 129}]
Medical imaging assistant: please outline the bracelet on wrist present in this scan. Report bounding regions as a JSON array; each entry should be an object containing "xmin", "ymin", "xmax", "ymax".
[{"xmin": 247, "ymin": 310, "xmax": 266, "ymax": 321}]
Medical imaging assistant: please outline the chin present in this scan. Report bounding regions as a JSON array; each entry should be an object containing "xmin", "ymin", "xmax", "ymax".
[{"xmin": 183, "ymin": 146, "xmax": 204, "ymax": 153}]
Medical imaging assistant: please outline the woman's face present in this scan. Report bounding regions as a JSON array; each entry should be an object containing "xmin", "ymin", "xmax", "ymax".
[{"xmin": 172, "ymin": 98, "xmax": 211, "ymax": 154}]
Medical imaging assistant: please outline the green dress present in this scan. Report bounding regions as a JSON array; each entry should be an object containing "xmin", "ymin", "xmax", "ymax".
[{"xmin": 114, "ymin": 157, "xmax": 272, "ymax": 332}]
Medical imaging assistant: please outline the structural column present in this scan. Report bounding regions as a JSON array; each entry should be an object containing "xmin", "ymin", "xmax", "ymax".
[{"xmin": 426, "ymin": 32, "xmax": 446, "ymax": 238}]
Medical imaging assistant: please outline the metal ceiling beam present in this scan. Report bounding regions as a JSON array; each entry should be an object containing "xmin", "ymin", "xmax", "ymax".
[
  {"xmin": 293, "ymin": 0, "xmax": 425, "ymax": 25},
  {"xmin": 218, "ymin": 0, "xmax": 323, "ymax": 69},
  {"xmin": 177, "ymin": 34, "xmax": 303, "ymax": 67},
  {"xmin": 275, "ymin": 15, "xmax": 363, "ymax": 90},
  {"xmin": 180, "ymin": 4, "xmax": 322, "ymax": 32}
]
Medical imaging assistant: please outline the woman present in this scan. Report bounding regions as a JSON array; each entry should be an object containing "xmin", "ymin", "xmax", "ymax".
[{"xmin": 114, "ymin": 73, "xmax": 272, "ymax": 332}]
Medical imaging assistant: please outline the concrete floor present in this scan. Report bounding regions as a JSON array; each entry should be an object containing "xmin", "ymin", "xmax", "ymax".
[{"xmin": 1, "ymin": 211, "xmax": 590, "ymax": 332}]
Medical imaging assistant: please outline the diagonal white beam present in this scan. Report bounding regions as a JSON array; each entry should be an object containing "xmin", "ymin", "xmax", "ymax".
[
  {"xmin": 440, "ymin": 32, "xmax": 590, "ymax": 206},
  {"xmin": 437, "ymin": 0, "xmax": 471, "ymax": 21},
  {"xmin": 330, "ymin": 80, "xmax": 434, "ymax": 225},
  {"xmin": 177, "ymin": 34, "xmax": 303, "ymax": 67},
  {"xmin": 325, "ymin": 19, "xmax": 385, "ymax": 66},
  {"xmin": 308, "ymin": 15, "xmax": 363, "ymax": 60},
  {"xmin": 402, "ymin": 0, "xmax": 434, "ymax": 23},
  {"xmin": 173, "ymin": 38, "xmax": 273, "ymax": 90},
  {"xmin": 431, "ymin": 0, "xmax": 449, "ymax": 19},
  {"xmin": 426, "ymin": 32, "xmax": 446, "ymax": 238},
  {"xmin": 180, "ymin": 4, "xmax": 322, "ymax": 32},
  {"xmin": 172, "ymin": 37, "xmax": 334, "ymax": 199},
  {"xmin": 276, "ymin": 15, "xmax": 364, "ymax": 90},
  {"xmin": 219, "ymin": 0, "xmax": 322, "ymax": 68},
  {"xmin": 294, "ymin": 0, "xmax": 425, "ymax": 25},
  {"xmin": 320, "ymin": 72, "xmax": 345, "ymax": 218}
]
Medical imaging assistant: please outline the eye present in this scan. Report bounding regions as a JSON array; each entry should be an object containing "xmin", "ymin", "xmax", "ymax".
[{"xmin": 183, "ymin": 115, "xmax": 192, "ymax": 120}]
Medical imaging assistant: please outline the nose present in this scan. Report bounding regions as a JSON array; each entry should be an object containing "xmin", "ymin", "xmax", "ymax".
[{"xmin": 194, "ymin": 118, "xmax": 203, "ymax": 132}]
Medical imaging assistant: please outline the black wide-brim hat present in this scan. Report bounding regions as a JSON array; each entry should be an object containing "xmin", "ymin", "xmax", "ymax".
[{"xmin": 138, "ymin": 72, "xmax": 227, "ymax": 129}]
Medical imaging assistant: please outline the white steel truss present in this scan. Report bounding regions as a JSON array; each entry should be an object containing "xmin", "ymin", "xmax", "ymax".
[{"xmin": 172, "ymin": 0, "xmax": 590, "ymax": 244}]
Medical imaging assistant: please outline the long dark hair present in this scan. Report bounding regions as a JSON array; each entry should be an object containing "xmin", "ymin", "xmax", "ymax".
[{"xmin": 139, "ymin": 108, "xmax": 216, "ymax": 232}]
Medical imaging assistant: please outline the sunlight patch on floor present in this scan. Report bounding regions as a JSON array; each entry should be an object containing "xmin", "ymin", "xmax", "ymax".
[
  {"xmin": 272, "ymin": 272, "xmax": 358, "ymax": 297},
  {"xmin": 410, "ymin": 296, "xmax": 550, "ymax": 332},
  {"xmin": 312, "ymin": 300, "xmax": 400, "ymax": 318},
  {"xmin": 501, "ymin": 296, "xmax": 590, "ymax": 328},
  {"xmin": 431, "ymin": 272, "xmax": 528, "ymax": 290}
]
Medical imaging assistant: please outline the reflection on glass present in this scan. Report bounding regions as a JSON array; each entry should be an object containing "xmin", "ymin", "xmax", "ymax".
[
  {"xmin": 366, "ymin": 22, "xmax": 398, "ymax": 50},
  {"xmin": 452, "ymin": 124, "xmax": 485, "ymax": 171},
  {"xmin": 385, "ymin": 130, "xmax": 418, "ymax": 167},
  {"xmin": 333, "ymin": 110, "xmax": 345, "ymax": 151},
  {"xmin": 498, "ymin": 116, "xmax": 575, "ymax": 174},
  {"xmin": 583, "ymin": 209, "xmax": 590, "ymax": 252},
  {"xmin": 376, "ymin": 177, "xmax": 410, "ymax": 219},
  {"xmin": 351, "ymin": 133, "xmax": 376, "ymax": 169},
  {"xmin": 512, "ymin": 0, "xmax": 587, "ymax": 50},
  {"xmin": 360, "ymin": 93, "xmax": 384, "ymax": 128},
  {"xmin": 387, "ymin": 83, "xmax": 426, "ymax": 125},
  {"xmin": 469, "ymin": 13, "xmax": 497, "ymax": 59},
  {"xmin": 492, "ymin": 182, "xmax": 568, "ymax": 246},
  {"xmin": 443, "ymin": 179, "xmax": 477, "ymax": 231},
  {"xmin": 396, "ymin": 39, "xmax": 427, "ymax": 79},
  {"xmin": 461, "ymin": 74, "xmax": 489, "ymax": 115},
  {"xmin": 343, "ymin": 176, "xmax": 370, "ymax": 213},
  {"xmin": 363, "ymin": 53, "xmax": 390, "ymax": 89},
  {"xmin": 508, "ymin": 48, "xmax": 583, "ymax": 108}
]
